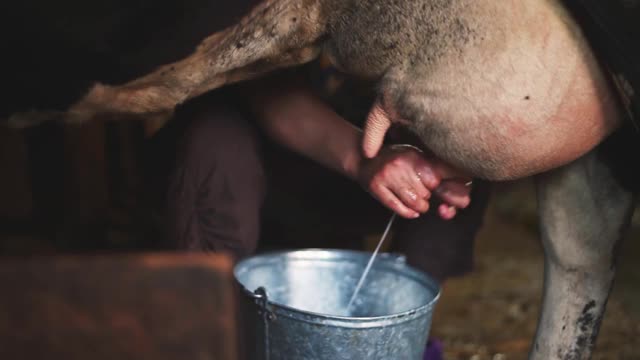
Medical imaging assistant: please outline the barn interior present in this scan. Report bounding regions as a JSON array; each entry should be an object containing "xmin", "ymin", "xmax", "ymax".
[
  {"xmin": 1, "ymin": 1, "xmax": 639, "ymax": 359},
  {"xmin": 1, "ymin": 59, "xmax": 639, "ymax": 359}
]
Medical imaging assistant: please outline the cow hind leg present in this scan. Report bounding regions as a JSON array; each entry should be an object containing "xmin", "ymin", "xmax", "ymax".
[
  {"xmin": 531, "ymin": 144, "xmax": 635, "ymax": 359},
  {"xmin": 8, "ymin": 0, "xmax": 329, "ymax": 127}
]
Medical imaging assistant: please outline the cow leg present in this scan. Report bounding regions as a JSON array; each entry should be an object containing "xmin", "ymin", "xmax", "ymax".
[
  {"xmin": 8, "ymin": 0, "xmax": 330, "ymax": 127},
  {"xmin": 530, "ymin": 148, "xmax": 634, "ymax": 359}
]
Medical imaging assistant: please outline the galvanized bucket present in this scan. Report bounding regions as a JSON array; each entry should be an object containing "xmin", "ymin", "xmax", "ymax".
[{"xmin": 234, "ymin": 249, "xmax": 441, "ymax": 360}]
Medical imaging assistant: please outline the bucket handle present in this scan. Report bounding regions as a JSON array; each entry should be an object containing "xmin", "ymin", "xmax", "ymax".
[
  {"xmin": 253, "ymin": 287, "xmax": 275, "ymax": 360},
  {"xmin": 252, "ymin": 287, "xmax": 276, "ymax": 320}
]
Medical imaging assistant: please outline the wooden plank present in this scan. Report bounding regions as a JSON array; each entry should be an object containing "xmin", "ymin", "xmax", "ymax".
[
  {"xmin": 0, "ymin": 127, "xmax": 32, "ymax": 221},
  {"xmin": 0, "ymin": 252, "xmax": 237, "ymax": 360}
]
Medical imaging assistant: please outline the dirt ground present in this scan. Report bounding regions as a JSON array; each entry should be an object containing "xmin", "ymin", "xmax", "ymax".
[{"xmin": 429, "ymin": 180, "xmax": 640, "ymax": 360}]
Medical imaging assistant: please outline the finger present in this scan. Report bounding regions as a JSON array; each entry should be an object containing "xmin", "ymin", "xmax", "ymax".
[
  {"xmin": 382, "ymin": 159, "xmax": 431, "ymax": 212},
  {"xmin": 405, "ymin": 169, "xmax": 433, "ymax": 207},
  {"xmin": 415, "ymin": 163, "xmax": 440, "ymax": 190},
  {"xmin": 362, "ymin": 100, "xmax": 392, "ymax": 159},
  {"xmin": 371, "ymin": 184, "xmax": 420, "ymax": 219},
  {"xmin": 438, "ymin": 204, "xmax": 457, "ymax": 220},
  {"xmin": 434, "ymin": 181, "xmax": 472, "ymax": 209},
  {"xmin": 394, "ymin": 185, "xmax": 430, "ymax": 214}
]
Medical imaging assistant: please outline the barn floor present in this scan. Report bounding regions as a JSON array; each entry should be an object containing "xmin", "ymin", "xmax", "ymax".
[{"xmin": 427, "ymin": 180, "xmax": 640, "ymax": 360}]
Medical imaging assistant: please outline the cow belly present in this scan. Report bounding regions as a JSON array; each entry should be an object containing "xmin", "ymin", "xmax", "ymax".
[{"xmin": 379, "ymin": 0, "xmax": 622, "ymax": 180}]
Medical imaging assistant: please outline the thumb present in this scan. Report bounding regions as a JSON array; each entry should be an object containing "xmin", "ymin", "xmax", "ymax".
[{"xmin": 362, "ymin": 100, "xmax": 392, "ymax": 158}]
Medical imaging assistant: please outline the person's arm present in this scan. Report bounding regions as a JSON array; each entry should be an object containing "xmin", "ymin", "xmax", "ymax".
[
  {"xmin": 243, "ymin": 77, "xmax": 471, "ymax": 219},
  {"xmin": 247, "ymin": 78, "xmax": 365, "ymax": 181}
]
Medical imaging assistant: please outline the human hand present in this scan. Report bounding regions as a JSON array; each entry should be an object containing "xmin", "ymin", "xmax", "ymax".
[{"xmin": 357, "ymin": 144, "xmax": 472, "ymax": 220}]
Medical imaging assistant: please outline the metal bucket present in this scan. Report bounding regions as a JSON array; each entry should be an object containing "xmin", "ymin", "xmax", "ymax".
[{"xmin": 234, "ymin": 249, "xmax": 440, "ymax": 360}]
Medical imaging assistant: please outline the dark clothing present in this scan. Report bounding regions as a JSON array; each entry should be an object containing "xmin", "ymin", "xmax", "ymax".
[
  {"xmin": 144, "ymin": 92, "xmax": 266, "ymax": 259},
  {"xmin": 392, "ymin": 180, "xmax": 490, "ymax": 281},
  {"xmin": 166, "ymin": 99, "xmax": 266, "ymax": 257}
]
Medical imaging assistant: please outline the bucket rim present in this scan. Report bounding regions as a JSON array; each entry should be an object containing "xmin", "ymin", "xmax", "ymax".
[{"xmin": 234, "ymin": 248, "xmax": 441, "ymax": 327}]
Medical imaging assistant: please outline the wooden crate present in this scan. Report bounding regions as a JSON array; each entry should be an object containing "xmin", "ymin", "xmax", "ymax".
[{"xmin": 0, "ymin": 252, "xmax": 237, "ymax": 360}]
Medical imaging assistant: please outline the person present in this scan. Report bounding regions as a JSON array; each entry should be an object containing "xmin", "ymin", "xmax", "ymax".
[
  {"xmin": 143, "ymin": 66, "xmax": 490, "ymax": 274},
  {"xmin": 140, "ymin": 68, "xmax": 487, "ymax": 360},
  {"xmin": 140, "ymin": 64, "xmax": 491, "ymax": 360}
]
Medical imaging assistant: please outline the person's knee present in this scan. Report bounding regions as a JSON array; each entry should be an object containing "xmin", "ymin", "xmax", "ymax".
[{"xmin": 168, "ymin": 99, "xmax": 266, "ymax": 256}]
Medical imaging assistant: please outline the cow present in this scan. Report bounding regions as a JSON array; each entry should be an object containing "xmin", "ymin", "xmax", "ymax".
[{"xmin": 2, "ymin": 0, "xmax": 639, "ymax": 358}]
